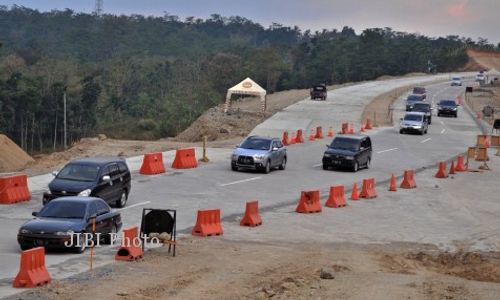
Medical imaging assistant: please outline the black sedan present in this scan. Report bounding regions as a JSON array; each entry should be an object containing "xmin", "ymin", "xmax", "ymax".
[
  {"xmin": 437, "ymin": 100, "xmax": 458, "ymax": 117},
  {"xmin": 18, "ymin": 197, "xmax": 122, "ymax": 253}
]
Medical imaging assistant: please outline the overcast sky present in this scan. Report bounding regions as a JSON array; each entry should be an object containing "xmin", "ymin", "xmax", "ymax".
[{"xmin": 1, "ymin": 0, "xmax": 499, "ymax": 44}]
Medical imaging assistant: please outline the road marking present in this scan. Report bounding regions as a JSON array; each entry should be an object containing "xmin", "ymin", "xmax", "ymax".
[
  {"xmin": 377, "ymin": 148, "xmax": 398, "ymax": 154},
  {"xmin": 439, "ymin": 120, "xmax": 445, "ymax": 125},
  {"xmin": 420, "ymin": 138, "xmax": 432, "ymax": 143},
  {"xmin": 220, "ymin": 177, "xmax": 261, "ymax": 187},
  {"xmin": 312, "ymin": 163, "xmax": 323, "ymax": 167},
  {"xmin": 440, "ymin": 129, "xmax": 446, "ymax": 134},
  {"xmin": 118, "ymin": 201, "xmax": 151, "ymax": 211}
]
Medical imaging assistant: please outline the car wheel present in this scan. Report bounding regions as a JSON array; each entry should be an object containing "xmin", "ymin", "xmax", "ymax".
[
  {"xmin": 279, "ymin": 157, "xmax": 286, "ymax": 170},
  {"xmin": 365, "ymin": 157, "xmax": 371, "ymax": 169},
  {"xmin": 116, "ymin": 190, "xmax": 128, "ymax": 208},
  {"xmin": 420, "ymin": 129, "xmax": 425, "ymax": 135},
  {"xmin": 352, "ymin": 161, "xmax": 359, "ymax": 172},
  {"xmin": 437, "ymin": 113, "xmax": 441, "ymax": 117},
  {"xmin": 73, "ymin": 233, "xmax": 86, "ymax": 253},
  {"xmin": 104, "ymin": 223, "xmax": 117, "ymax": 244},
  {"xmin": 263, "ymin": 160, "xmax": 271, "ymax": 174},
  {"xmin": 322, "ymin": 164, "xmax": 329, "ymax": 170},
  {"xmin": 231, "ymin": 165, "xmax": 238, "ymax": 171},
  {"xmin": 399, "ymin": 129, "xmax": 404, "ymax": 134},
  {"xmin": 454, "ymin": 114, "xmax": 458, "ymax": 118}
]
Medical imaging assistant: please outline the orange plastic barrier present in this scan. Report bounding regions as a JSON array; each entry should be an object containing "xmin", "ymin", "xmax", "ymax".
[
  {"xmin": 327, "ymin": 127, "xmax": 334, "ymax": 137},
  {"xmin": 192, "ymin": 209, "xmax": 224, "ymax": 236},
  {"xmin": 296, "ymin": 129, "xmax": 304, "ymax": 143},
  {"xmin": 290, "ymin": 131, "xmax": 297, "ymax": 144},
  {"xmin": 360, "ymin": 178, "xmax": 377, "ymax": 199},
  {"xmin": 13, "ymin": 247, "xmax": 51, "ymax": 288},
  {"xmin": 172, "ymin": 148, "xmax": 198, "ymax": 169},
  {"xmin": 449, "ymin": 161, "xmax": 456, "ymax": 175},
  {"xmin": 308, "ymin": 129, "xmax": 316, "ymax": 141},
  {"xmin": 435, "ymin": 161, "xmax": 448, "ymax": 178},
  {"xmin": 296, "ymin": 190, "xmax": 322, "ymax": 213},
  {"xmin": 315, "ymin": 126, "xmax": 323, "ymax": 139},
  {"xmin": 476, "ymin": 147, "xmax": 489, "ymax": 162},
  {"xmin": 477, "ymin": 135, "xmax": 489, "ymax": 148},
  {"xmin": 491, "ymin": 135, "xmax": 500, "ymax": 147},
  {"xmin": 0, "ymin": 174, "xmax": 31, "ymax": 204},
  {"xmin": 389, "ymin": 174, "xmax": 397, "ymax": 192},
  {"xmin": 456, "ymin": 95, "xmax": 462, "ymax": 105},
  {"xmin": 139, "ymin": 152, "xmax": 166, "ymax": 175},
  {"xmin": 350, "ymin": 183, "xmax": 359, "ymax": 200},
  {"xmin": 365, "ymin": 119, "xmax": 373, "ymax": 130},
  {"xmin": 240, "ymin": 201, "xmax": 262, "ymax": 227},
  {"xmin": 282, "ymin": 131, "xmax": 290, "ymax": 146},
  {"xmin": 455, "ymin": 155, "xmax": 467, "ymax": 172},
  {"xmin": 400, "ymin": 170, "xmax": 417, "ymax": 189},
  {"xmin": 325, "ymin": 185, "xmax": 346, "ymax": 208},
  {"xmin": 115, "ymin": 226, "xmax": 144, "ymax": 261},
  {"xmin": 360, "ymin": 124, "xmax": 366, "ymax": 133}
]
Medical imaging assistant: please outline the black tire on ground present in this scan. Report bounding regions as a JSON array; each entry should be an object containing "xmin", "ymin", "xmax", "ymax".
[
  {"xmin": 322, "ymin": 164, "xmax": 329, "ymax": 170},
  {"xmin": 352, "ymin": 161, "xmax": 359, "ymax": 172},
  {"xmin": 263, "ymin": 160, "xmax": 271, "ymax": 174},
  {"xmin": 399, "ymin": 129, "xmax": 404, "ymax": 134},
  {"xmin": 116, "ymin": 189, "xmax": 128, "ymax": 208},
  {"xmin": 231, "ymin": 165, "xmax": 238, "ymax": 171},
  {"xmin": 279, "ymin": 157, "xmax": 286, "ymax": 170}
]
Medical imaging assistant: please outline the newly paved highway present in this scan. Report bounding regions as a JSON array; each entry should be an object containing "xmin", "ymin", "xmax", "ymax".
[{"xmin": 0, "ymin": 74, "xmax": 481, "ymax": 298}]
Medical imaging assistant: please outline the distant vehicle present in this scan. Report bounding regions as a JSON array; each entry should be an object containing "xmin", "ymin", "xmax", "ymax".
[
  {"xmin": 476, "ymin": 73, "xmax": 485, "ymax": 83},
  {"xmin": 231, "ymin": 136, "xmax": 287, "ymax": 173},
  {"xmin": 451, "ymin": 76, "xmax": 462, "ymax": 86},
  {"xmin": 43, "ymin": 157, "xmax": 131, "ymax": 208},
  {"xmin": 437, "ymin": 100, "xmax": 458, "ymax": 118},
  {"xmin": 17, "ymin": 197, "xmax": 122, "ymax": 253},
  {"xmin": 322, "ymin": 135, "xmax": 372, "ymax": 172},
  {"xmin": 310, "ymin": 84, "xmax": 327, "ymax": 100},
  {"xmin": 411, "ymin": 102, "xmax": 432, "ymax": 124},
  {"xmin": 412, "ymin": 87, "xmax": 427, "ymax": 99},
  {"xmin": 400, "ymin": 112, "xmax": 428, "ymax": 135},
  {"xmin": 405, "ymin": 94, "xmax": 425, "ymax": 111}
]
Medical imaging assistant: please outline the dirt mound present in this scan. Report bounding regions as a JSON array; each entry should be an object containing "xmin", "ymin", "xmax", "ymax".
[
  {"xmin": 463, "ymin": 49, "xmax": 500, "ymax": 71},
  {"xmin": 0, "ymin": 134, "xmax": 34, "ymax": 173},
  {"xmin": 407, "ymin": 251, "xmax": 500, "ymax": 283}
]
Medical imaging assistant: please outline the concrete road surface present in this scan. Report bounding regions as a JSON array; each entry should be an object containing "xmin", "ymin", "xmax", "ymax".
[{"xmin": 0, "ymin": 74, "xmax": 484, "ymax": 298}]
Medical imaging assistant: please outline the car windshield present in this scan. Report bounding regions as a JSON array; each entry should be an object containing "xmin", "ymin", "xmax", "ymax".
[
  {"xmin": 329, "ymin": 138, "xmax": 360, "ymax": 151},
  {"xmin": 57, "ymin": 163, "xmax": 100, "ymax": 182},
  {"xmin": 413, "ymin": 88, "xmax": 425, "ymax": 94},
  {"xmin": 439, "ymin": 100, "xmax": 456, "ymax": 106},
  {"xmin": 452, "ymin": 77, "xmax": 461, "ymax": 81},
  {"xmin": 240, "ymin": 138, "xmax": 271, "ymax": 150},
  {"xmin": 38, "ymin": 201, "xmax": 87, "ymax": 219},
  {"xmin": 404, "ymin": 114, "xmax": 423, "ymax": 121},
  {"xmin": 413, "ymin": 104, "xmax": 430, "ymax": 111},
  {"xmin": 313, "ymin": 86, "xmax": 326, "ymax": 91},
  {"xmin": 407, "ymin": 95, "xmax": 423, "ymax": 101}
]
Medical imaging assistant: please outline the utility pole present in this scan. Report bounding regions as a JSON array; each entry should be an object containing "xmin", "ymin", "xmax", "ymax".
[
  {"xmin": 63, "ymin": 92, "xmax": 67, "ymax": 150},
  {"xmin": 94, "ymin": 0, "xmax": 103, "ymax": 16}
]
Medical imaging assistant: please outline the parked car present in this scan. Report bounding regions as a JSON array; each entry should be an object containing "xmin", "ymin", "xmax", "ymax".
[
  {"xmin": 18, "ymin": 197, "xmax": 122, "ymax": 253},
  {"xmin": 231, "ymin": 136, "xmax": 287, "ymax": 173},
  {"xmin": 310, "ymin": 84, "xmax": 327, "ymax": 100},
  {"xmin": 400, "ymin": 112, "xmax": 428, "ymax": 135},
  {"xmin": 437, "ymin": 100, "xmax": 458, "ymax": 117},
  {"xmin": 412, "ymin": 87, "xmax": 427, "ymax": 99},
  {"xmin": 476, "ymin": 73, "xmax": 485, "ymax": 83},
  {"xmin": 411, "ymin": 102, "xmax": 432, "ymax": 124},
  {"xmin": 322, "ymin": 135, "xmax": 372, "ymax": 172},
  {"xmin": 43, "ymin": 157, "xmax": 131, "ymax": 208},
  {"xmin": 406, "ymin": 94, "xmax": 425, "ymax": 111},
  {"xmin": 451, "ymin": 76, "xmax": 462, "ymax": 86}
]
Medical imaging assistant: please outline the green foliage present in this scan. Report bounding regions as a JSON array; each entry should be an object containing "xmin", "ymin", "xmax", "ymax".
[{"xmin": 0, "ymin": 7, "xmax": 497, "ymax": 153}]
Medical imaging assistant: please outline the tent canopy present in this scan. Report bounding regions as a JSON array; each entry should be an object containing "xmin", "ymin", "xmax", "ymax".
[{"xmin": 224, "ymin": 77, "xmax": 266, "ymax": 113}]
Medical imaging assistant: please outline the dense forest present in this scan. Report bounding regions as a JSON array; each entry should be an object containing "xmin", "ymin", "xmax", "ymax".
[{"xmin": 0, "ymin": 6, "xmax": 499, "ymax": 153}]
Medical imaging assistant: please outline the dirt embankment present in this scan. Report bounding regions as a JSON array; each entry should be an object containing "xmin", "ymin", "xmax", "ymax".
[
  {"xmin": 21, "ymin": 239, "xmax": 500, "ymax": 300},
  {"xmin": 463, "ymin": 49, "xmax": 500, "ymax": 72},
  {"xmin": 0, "ymin": 134, "xmax": 34, "ymax": 173}
]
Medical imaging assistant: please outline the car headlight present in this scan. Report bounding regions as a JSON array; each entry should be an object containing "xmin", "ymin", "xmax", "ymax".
[
  {"xmin": 19, "ymin": 229, "xmax": 32, "ymax": 234},
  {"xmin": 55, "ymin": 230, "xmax": 74, "ymax": 236},
  {"xmin": 231, "ymin": 154, "xmax": 238, "ymax": 160},
  {"xmin": 452, "ymin": 108, "xmax": 457, "ymax": 111},
  {"xmin": 78, "ymin": 189, "xmax": 92, "ymax": 197},
  {"xmin": 254, "ymin": 155, "xmax": 265, "ymax": 160},
  {"xmin": 344, "ymin": 156, "xmax": 354, "ymax": 160},
  {"xmin": 323, "ymin": 153, "xmax": 332, "ymax": 158}
]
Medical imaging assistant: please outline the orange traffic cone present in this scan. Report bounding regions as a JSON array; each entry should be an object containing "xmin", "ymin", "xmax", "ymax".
[
  {"xmin": 309, "ymin": 129, "xmax": 316, "ymax": 141},
  {"xmin": 449, "ymin": 161, "xmax": 456, "ymax": 175},
  {"xmin": 360, "ymin": 124, "xmax": 366, "ymax": 133},
  {"xmin": 290, "ymin": 132, "xmax": 296, "ymax": 144},
  {"xmin": 350, "ymin": 183, "xmax": 359, "ymax": 200},
  {"xmin": 455, "ymin": 155, "xmax": 466, "ymax": 172},
  {"xmin": 327, "ymin": 127, "xmax": 334, "ymax": 137},
  {"xmin": 389, "ymin": 174, "xmax": 397, "ymax": 191}
]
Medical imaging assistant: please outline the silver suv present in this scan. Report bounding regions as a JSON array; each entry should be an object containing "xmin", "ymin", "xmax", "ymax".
[
  {"xmin": 231, "ymin": 136, "xmax": 287, "ymax": 173},
  {"xmin": 400, "ymin": 112, "xmax": 428, "ymax": 135}
]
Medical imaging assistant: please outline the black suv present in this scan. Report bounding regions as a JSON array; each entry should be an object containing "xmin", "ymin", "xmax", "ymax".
[
  {"xmin": 310, "ymin": 84, "xmax": 327, "ymax": 100},
  {"xmin": 437, "ymin": 100, "xmax": 458, "ymax": 117},
  {"xmin": 322, "ymin": 135, "xmax": 372, "ymax": 172},
  {"xmin": 43, "ymin": 157, "xmax": 131, "ymax": 207},
  {"xmin": 411, "ymin": 102, "xmax": 432, "ymax": 124}
]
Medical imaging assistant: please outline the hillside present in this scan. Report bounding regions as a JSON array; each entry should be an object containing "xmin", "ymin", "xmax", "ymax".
[{"xmin": 465, "ymin": 49, "xmax": 500, "ymax": 71}]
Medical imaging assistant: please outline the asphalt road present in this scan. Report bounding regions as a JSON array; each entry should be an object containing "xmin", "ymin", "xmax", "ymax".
[{"xmin": 0, "ymin": 77, "xmax": 480, "ymax": 298}]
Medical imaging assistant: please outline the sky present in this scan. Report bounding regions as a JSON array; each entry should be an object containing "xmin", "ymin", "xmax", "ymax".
[{"xmin": 1, "ymin": 0, "xmax": 499, "ymax": 44}]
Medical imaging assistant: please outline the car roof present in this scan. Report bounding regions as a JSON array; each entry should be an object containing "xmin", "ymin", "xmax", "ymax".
[
  {"xmin": 407, "ymin": 94, "xmax": 424, "ymax": 98},
  {"xmin": 333, "ymin": 134, "xmax": 368, "ymax": 141},
  {"xmin": 439, "ymin": 99, "xmax": 456, "ymax": 103},
  {"xmin": 413, "ymin": 102, "xmax": 430, "ymax": 106},
  {"xmin": 49, "ymin": 196, "xmax": 103, "ymax": 204},
  {"xmin": 246, "ymin": 136, "xmax": 278, "ymax": 141},
  {"xmin": 69, "ymin": 156, "xmax": 125, "ymax": 166}
]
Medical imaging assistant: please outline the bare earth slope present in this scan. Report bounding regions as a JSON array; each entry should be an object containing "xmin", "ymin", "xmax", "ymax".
[
  {"xmin": 463, "ymin": 49, "xmax": 500, "ymax": 71},
  {"xmin": 0, "ymin": 134, "xmax": 34, "ymax": 172}
]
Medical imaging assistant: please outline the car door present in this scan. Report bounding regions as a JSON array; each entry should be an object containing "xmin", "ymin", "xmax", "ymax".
[
  {"xmin": 95, "ymin": 200, "xmax": 113, "ymax": 236},
  {"xmin": 271, "ymin": 141, "xmax": 281, "ymax": 167},
  {"xmin": 359, "ymin": 138, "xmax": 369, "ymax": 165},
  {"xmin": 95, "ymin": 165, "xmax": 114, "ymax": 204},
  {"xmin": 277, "ymin": 140, "xmax": 286, "ymax": 163}
]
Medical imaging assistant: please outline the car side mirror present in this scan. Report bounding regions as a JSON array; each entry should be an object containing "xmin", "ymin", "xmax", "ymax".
[
  {"xmin": 102, "ymin": 175, "xmax": 111, "ymax": 182},
  {"xmin": 272, "ymin": 147, "xmax": 279, "ymax": 151},
  {"xmin": 235, "ymin": 144, "xmax": 240, "ymax": 148},
  {"xmin": 32, "ymin": 211, "xmax": 37, "ymax": 217},
  {"xmin": 400, "ymin": 118, "xmax": 403, "ymax": 121},
  {"xmin": 52, "ymin": 171, "xmax": 58, "ymax": 177}
]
